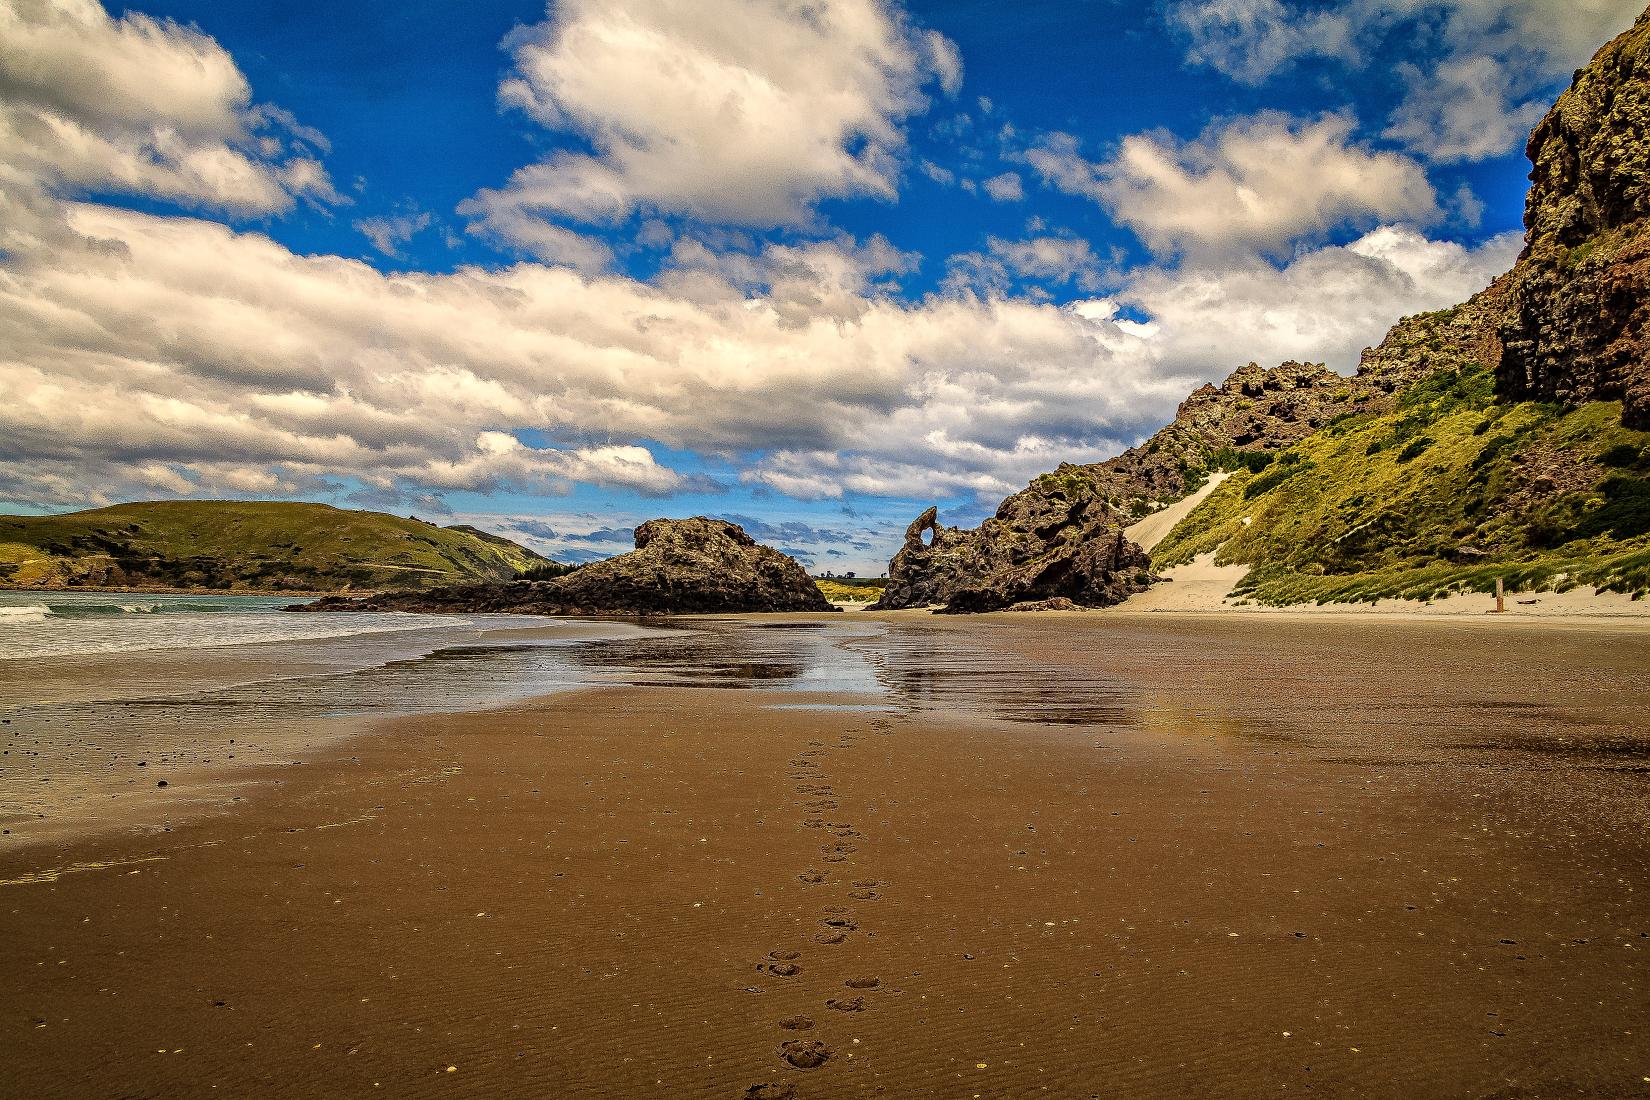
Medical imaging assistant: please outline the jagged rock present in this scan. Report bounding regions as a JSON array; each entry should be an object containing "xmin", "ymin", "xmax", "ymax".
[
  {"xmin": 872, "ymin": 473, "xmax": 1154, "ymax": 613},
  {"xmin": 1003, "ymin": 597, "xmax": 1083, "ymax": 612},
  {"xmin": 1499, "ymin": 8, "xmax": 1650, "ymax": 426},
  {"xmin": 297, "ymin": 518, "xmax": 834, "ymax": 615}
]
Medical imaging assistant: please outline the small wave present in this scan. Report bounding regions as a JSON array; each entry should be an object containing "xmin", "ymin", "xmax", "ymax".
[
  {"xmin": 0, "ymin": 604, "xmax": 51, "ymax": 625},
  {"xmin": 40, "ymin": 600, "xmax": 235, "ymax": 618}
]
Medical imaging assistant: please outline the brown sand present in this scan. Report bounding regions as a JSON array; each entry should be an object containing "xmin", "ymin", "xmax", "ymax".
[{"xmin": 3, "ymin": 615, "xmax": 1649, "ymax": 1097}]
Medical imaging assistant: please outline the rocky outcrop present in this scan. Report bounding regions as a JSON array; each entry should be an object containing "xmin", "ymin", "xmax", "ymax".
[
  {"xmin": 872, "ymin": 473, "xmax": 1154, "ymax": 613},
  {"xmin": 298, "ymin": 517, "xmax": 834, "ymax": 615},
  {"xmin": 1102, "ymin": 360, "xmax": 1376, "ymax": 502},
  {"xmin": 873, "ymin": 286, "xmax": 1526, "ymax": 613},
  {"xmin": 1499, "ymin": 8, "xmax": 1650, "ymax": 426}
]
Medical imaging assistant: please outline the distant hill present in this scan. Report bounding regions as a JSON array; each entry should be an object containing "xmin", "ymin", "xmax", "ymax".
[{"xmin": 0, "ymin": 500, "xmax": 546, "ymax": 593}]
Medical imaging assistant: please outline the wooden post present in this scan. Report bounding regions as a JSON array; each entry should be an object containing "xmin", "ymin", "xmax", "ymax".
[{"xmin": 1495, "ymin": 576, "xmax": 1505, "ymax": 614}]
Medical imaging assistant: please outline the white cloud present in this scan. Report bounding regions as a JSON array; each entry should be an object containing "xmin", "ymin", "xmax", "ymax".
[
  {"xmin": 1166, "ymin": 0, "xmax": 1356, "ymax": 85},
  {"xmin": 982, "ymin": 171, "xmax": 1024, "ymax": 202},
  {"xmin": 1166, "ymin": 0, "xmax": 1645, "ymax": 161},
  {"xmin": 0, "ymin": 0, "xmax": 1528, "ymax": 522},
  {"xmin": 944, "ymin": 235, "xmax": 1104, "ymax": 296},
  {"xmin": 1115, "ymin": 225, "xmax": 1522, "ymax": 375},
  {"xmin": 462, "ymin": 0, "xmax": 959, "ymax": 254},
  {"xmin": 1383, "ymin": 56, "xmax": 1550, "ymax": 163},
  {"xmin": 355, "ymin": 208, "xmax": 433, "ymax": 259},
  {"xmin": 0, "ymin": 194, "xmax": 1520, "ymax": 513},
  {"xmin": 1026, "ymin": 114, "xmax": 1438, "ymax": 259},
  {"xmin": 0, "ymin": 0, "xmax": 337, "ymax": 215},
  {"xmin": 924, "ymin": 29, "xmax": 965, "ymax": 96}
]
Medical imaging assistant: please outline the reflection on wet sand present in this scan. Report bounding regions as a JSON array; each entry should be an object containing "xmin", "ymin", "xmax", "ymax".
[{"xmin": 1, "ymin": 612, "xmax": 1647, "ymax": 1098}]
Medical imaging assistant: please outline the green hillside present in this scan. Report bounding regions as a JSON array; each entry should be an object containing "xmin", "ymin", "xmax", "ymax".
[
  {"xmin": 814, "ymin": 577, "xmax": 886, "ymax": 604},
  {"xmin": 1152, "ymin": 345, "xmax": 1650, "ymax": 605},
  {"xmin": 0, "ymin": 500, "xmax": 545, "ymax": 593}
]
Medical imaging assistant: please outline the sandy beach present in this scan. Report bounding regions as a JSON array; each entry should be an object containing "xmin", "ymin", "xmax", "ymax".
[{"xmin": 3, "ymin": 614, "xmax": 1648, "ymax": 1098}]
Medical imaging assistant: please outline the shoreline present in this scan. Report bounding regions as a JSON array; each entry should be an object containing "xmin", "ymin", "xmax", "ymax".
[{"xmin": 1, "ymin": 584, "xmax": 355, "ymax": 598}]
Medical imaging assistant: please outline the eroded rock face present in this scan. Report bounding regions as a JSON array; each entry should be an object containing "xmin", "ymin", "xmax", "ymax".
[
  {"xmin": 298, "ymin": 518, "xmax": 834, "ymax": 615},
  {"xmin": 872, "ymin": 474, "xmax": 1154, "ymax": 613},
  {"xmin": 1499, "ymin": 8, "xmax": 1650, "ymax": 427}
]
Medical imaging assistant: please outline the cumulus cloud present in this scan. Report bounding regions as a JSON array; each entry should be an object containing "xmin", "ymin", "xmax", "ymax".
[
  {"xmin": 0, "ymin": 0, "xmax": 337, "ymax": 216},
  {"xmin": 944, "ymin": 235, "xmax": 1104, "ymax": 296},
  {"xmin": 1383, "ymin": 56, "xmax": 1550, "ymax": 163},
  {"xmin": 1166, "ymin": 0, "xmax": 1356, "ymax": 84},
  {"xmin": 982, "ymin": 172, "xmax": 1024, "ymax": 202},
  {"xmin": 0, "ymin": 193, "xmax": 1520, "ymax": 514},
  {"xmin": 1166, "ymin": 0, "xmax": 1645, "ymax": 161},
  {"xmin": 1115, "ymin": 224, "xmax": 1523, "ymax": 375},
  {"xmin": 0, "ymin": 0, "xmax": 1528, "ymax": 528},
  {"xmin": 462, "ymin": 0, "xmax": 961, "ymax": 254},
  {"xmin": 1025, "ymin": 114, "xmax": 1438, "ymax": 259}
]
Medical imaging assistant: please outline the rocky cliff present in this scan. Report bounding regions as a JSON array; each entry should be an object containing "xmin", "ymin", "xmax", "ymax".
[
  {"xmin": 874, "ymin": 282, "xmax": 1511, "ymax": 611},
  {"xmin": 299, "ymin": 517, "xmax": 833, "ymax": 615},
  {"xmin": 1499, "ymin": 8, "xmax": 1650, "ymax": 426}
]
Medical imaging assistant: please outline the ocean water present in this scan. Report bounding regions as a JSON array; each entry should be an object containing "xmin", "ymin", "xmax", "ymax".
[{"xmin": 0, "ymin": 590, "xmax": 473, "ymax": 661}]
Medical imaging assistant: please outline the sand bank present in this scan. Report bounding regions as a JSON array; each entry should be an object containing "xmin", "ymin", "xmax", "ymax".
[{"xmin": 1114, "ymin": 551, "xmax": 1650, "ymax": 620}]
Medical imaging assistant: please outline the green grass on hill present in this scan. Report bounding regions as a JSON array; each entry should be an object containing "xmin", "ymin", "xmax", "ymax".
[
  {"xmin": 814, "ymin": 578, "xmax": 886, "ymax": 604},
  {"xmin": 1152, "ymin": 363, "xmax": 1650, "ymax": 605},
  {"xmin": 0, "ymin": 500, "xmax": 544, "ymax": 593}
]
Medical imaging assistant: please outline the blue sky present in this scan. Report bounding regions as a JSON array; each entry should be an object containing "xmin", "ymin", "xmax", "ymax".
[{"xmin": 1, "ymin": 0, "xmax": 1642, "ymax": 573}]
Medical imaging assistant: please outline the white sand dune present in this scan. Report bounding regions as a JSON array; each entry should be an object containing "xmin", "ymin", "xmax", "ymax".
[{"xmin": 1124, "ymin": 471, "xmax": 1230, "ymax": 552}]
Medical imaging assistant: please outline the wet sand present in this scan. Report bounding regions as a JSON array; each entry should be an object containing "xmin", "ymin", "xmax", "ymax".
[{"xmin": 3, "ymin": 615, "xmax": 1649, "ymax": 1097}]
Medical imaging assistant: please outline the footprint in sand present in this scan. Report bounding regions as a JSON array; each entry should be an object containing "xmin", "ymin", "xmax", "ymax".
[
  {"xmin": 804, "ymin": 799, "xmax": 838, "ymax": 810},
  {"xmin": 826, "ymin": 996, "xmax": 865, "ymax": 1013},
  {"xmin": 744, "ymin": 1084, "xmax": 796, "ymax": 1100},
  {"xmin": 851, "ymin": 879, "xmax": 883, "ymax": 889},
  {"xmin": 844, "ymin": 976, "xmax": 880, "ymax": 990},
  {"xmin": 848, "ymin": 889, "xmax": 879, "ymax": 900},
  {"xmin": 822, "ymin": 854, "xmax": 848, "ymax": 863},
  {"xmin": 814, "ymin": 929, "xmax": 847, "ymax": 945},
  {"xmin": 823, "ymin": 843, "xmax": 857, "ymax": 856},
  {"xmin": 831, "ymin": 828, "xmax": 860, "ymax": 838},
  {"xmin": 780, "ymin": 1039, "xmax": 832, "ymax": 1070},
  {"xmin": 777, "ymin": 1015, "xmax": 814, "ymax": 1031},
  {"xmin": 821, "ymin": 915, "xmax": 858, "ymax": 931},
  {"xmin": 798, "ymin": 870, "xmax": 826, "ymax": 884},
  {"xmin": 762, "ymin": 950, "xmax": 802, "ymax": 977}
]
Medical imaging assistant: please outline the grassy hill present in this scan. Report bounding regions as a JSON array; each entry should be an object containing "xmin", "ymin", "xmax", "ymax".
[
  {"xmin": 1151, "ymin": 340, "xmax": 1650, "ymax": 604},
  {"xmin": 814, "ymin": 577, "xmax": 886, "ymax": 604},
  {"xmin": 0, "ymin": 500, "xmax": 546, "ymax": 593}
]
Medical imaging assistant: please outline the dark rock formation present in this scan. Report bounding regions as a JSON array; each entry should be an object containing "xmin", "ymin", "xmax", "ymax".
[
  {"xmin": 872, "ymin": 475, "xmax": 1154, "ymax": 613},
  {"xmin": 1499, "ymin": 8, "xmax": 1650, "ymax": 427},
  {"xmin": 298, "ymin": 517, "xmax": 834, "ymax": 615}
]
